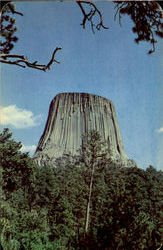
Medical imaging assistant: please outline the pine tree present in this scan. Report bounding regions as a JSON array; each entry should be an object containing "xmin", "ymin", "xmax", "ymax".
[{"xmin": 79, "ymin": 130, "xmax": 110, "ymax": 235}]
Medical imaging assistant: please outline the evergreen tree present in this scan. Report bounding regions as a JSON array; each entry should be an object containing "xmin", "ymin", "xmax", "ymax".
[
  {"xmin": 0, "ymin": 128, "xmax": 34, "ymax": 197},
  {"xmin": 0, "ymin": 128, "xmax": 46, "ymax": 249},
  {"xmin": 79, "ymin": 130, "xmax": 110, "ymax": 236}
]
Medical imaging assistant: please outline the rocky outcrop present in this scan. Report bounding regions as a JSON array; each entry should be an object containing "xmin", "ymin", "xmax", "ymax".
[{"xmin": 34, "ymin": 93, "xmax": 130, "ymax": 167}]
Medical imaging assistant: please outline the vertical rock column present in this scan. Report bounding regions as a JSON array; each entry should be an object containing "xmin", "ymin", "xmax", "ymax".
[{"xmin": 34, "ymin": 93, "xmax": 127, "ymax": 166}]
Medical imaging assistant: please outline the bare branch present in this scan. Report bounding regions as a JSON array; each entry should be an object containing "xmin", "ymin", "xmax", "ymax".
[
  {"xmin": 0, "ymin": 54, "xmax": 26, "ymax": 59},
  {"xmin": 0, "ymin": 59, "xmax": 26, "ymax": 68},
  {"xmin": 46, "ymin": 47, "xmax": 62, "ymax": 69},
  {"xmin": 0, "ymin": 47, "xmax": 62, "ymax": 71},
  {"xmin": 77, "ymin": 1, "xmax": 109, "ymax": 32},
  {"xmin": 114, "ymin": 2, "xmax": 126, "ymax": 26},
  {"xmin": 1, "ymin": 2, "xmax": 62, "ymax": 71}
]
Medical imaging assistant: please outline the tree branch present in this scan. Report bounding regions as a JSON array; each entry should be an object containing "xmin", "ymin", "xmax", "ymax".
[
  {"xmin": 77, "ymin": 1, "xmax": 108, "ymax": 33},
  {"xmin": 0, "ymin": 47, "xmax": 62, "ymax": 71},
  {"xmin": 114, "ymin": 1, "xmax": 163, "ymax": 54},
  {"xmin": 1, "ymin": 2, "xmax": 62, "ymax": 71},
  {"xmin": 114, "ymin": 2, "xmax": 126, "ymax": 26},
  {"xmin": 8, "ymin": 4, "xmax": 23, "ymax": 16}
]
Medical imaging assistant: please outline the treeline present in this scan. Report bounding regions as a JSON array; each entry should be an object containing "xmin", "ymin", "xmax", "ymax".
[{"xmin": 0, "ymin": 129, "xmax": 162, "ymax": 249}]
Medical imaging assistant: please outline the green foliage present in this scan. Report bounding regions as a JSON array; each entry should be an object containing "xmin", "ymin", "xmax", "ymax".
[
  {"xmin": 0, "ymin": 128, "xmax": 162, "ymax": 249},
  {"xmin": 80, "ymin": 130, "xmax": 111, "ymax": 169},
  {"xmin": 0, "ymin": 3, "xmax": 19, "ymax": 54},
  {"xmin": 114, "ymin": 1, "xmax": 163, "ymax": 54},
  {"xmin": 76, "ymin": 165, "xmax": 163, "ymax": 250},
  {"xmin": 79, "ymin": 130, "xmax": 110, "ymax": 235},
  {"xmin": 0, "ymin": 128, "xmax": 34, "ymax": 195}
]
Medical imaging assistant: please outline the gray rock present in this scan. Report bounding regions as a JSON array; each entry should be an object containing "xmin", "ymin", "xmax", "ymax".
[{"xmin": 33, "ymin": 93, "xmax": 131, "ymax": 167}]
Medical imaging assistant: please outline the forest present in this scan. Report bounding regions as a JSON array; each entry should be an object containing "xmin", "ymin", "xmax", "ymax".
[{"xmin": 0, "ymin": 128, "xmax": 162, "ymax": 250}]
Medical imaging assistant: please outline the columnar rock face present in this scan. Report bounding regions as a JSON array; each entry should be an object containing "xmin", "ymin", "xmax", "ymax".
[{"xmin": 34, "ymin": 93, "xmax": 128, "ymax": 166}]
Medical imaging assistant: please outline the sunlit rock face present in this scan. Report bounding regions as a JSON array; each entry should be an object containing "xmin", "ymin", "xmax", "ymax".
[{"xmin": 34, "ymin": 93, "xmax": 130, "ymax": 166}]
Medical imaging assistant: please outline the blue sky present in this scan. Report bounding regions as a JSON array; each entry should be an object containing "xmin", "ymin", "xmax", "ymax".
[{"xmin": 1, "ymin": 1, "xmax": 163, "ymax": 170}]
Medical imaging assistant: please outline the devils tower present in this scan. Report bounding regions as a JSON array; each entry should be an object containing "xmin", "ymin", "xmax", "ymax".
[{"xmin": 34, "ymin": 93, "xmax": 129, "ymax": 166}]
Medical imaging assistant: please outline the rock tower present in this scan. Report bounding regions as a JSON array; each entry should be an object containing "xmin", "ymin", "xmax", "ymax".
[{"xmin": 34, "ymin": 93, "xmax": 129, "ymax": 166}]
